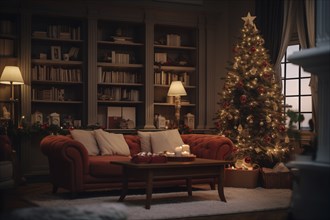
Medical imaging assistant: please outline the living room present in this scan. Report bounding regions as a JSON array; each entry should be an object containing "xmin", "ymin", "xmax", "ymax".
[{"xmin": 1, "ymin": 0, "xmax": 329, "ymax": 219}]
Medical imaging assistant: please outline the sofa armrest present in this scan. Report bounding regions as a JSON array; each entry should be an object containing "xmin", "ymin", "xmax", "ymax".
[
  {"xmin": 40, "ymin": 135, "xmax": 90, "ymax": 191},
  {"xmin": 181, "ymin": 134, "xmax": 234, "ymax": 160}
]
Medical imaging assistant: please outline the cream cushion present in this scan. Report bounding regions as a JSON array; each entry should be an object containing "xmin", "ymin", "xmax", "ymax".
[
  {"xmin": 150, "ymin": 129, "xmax": 184, "ymax": 153},
  {"xmin": 94, "ymin": 129, "xmax": 130, "ymax": 156},
  {"xmin": 137, "ymin": 131, "xmax": 154, "ymax": 153},
  {"xmin": 70, "ymin": 129, "xmax": 99, "ymax": 156}
]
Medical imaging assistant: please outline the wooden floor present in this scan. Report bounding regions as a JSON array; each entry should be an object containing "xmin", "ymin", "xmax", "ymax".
[{"xmin": 0, "ymin": 177, "xmax": 291, "ymax": 220}]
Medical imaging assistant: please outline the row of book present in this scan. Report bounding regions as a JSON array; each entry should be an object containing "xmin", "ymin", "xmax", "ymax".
[
  {"xmin": 31, "ymin": 65, "xmax": 82, "ymax": 82},
  {"xmin": 0, "ymin": 39, "xmax": 14, "ymax": 56},
  {"xmin": 154, "ymin": 71, "xmax": 190, "ymax": 86},
  {"xmin": 103, "ymin": 51, "xmax": 130, "ymax": 64},
  {"xmin": 98, "ymin": 87, "xmax": 140, "ymax": 102},
  {"xmin": 97, "ymin": 67, "xmax": 141, "ymax": 84},
  {"xmin": 32, "ymin": 25, "xmax": 81, "ymax": 40},
  {"xmin": 0, "ymin": 20, "xmax": 14, "ymax": 35},
  {"xmin": 107, "ymin": 106, "xmax": 136, "ymax": 129},
  {"xmin": 166, "ymin": 34, "xmax": 181, "ymax": 46},
  {"xmin": 32, "ymin": 87, "xmax": 68, "ymax": 101}
]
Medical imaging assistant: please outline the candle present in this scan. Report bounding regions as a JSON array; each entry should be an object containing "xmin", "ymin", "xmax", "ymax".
[
  {"xmin": 181, "ymin": 151, "xmax": 190, "ymax": 156},
  {"xmin": 181, "ymin": 144, "xmax": 190, "ymax": 153},
  {"xmin": 174, "ymin": 146, "xmax": 182, "ymax": 156}
]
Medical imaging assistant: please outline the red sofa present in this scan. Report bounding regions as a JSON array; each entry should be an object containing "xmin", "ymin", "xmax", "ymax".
[{"xmin": 40, "ymin": 134, "xmax": 234, "ymax": 194}]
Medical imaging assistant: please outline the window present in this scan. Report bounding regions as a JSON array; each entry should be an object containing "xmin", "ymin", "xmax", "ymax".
[{"xmin": 281, "ymin": 44, "xmax": 312, "ymax": 130}]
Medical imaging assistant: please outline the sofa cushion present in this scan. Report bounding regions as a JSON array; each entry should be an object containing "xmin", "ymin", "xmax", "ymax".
[
  {"xmin": 150, "ymin": 129, "xmax": 184, "ymax": 153},
  {"xmin": 89, "ymin": 155, "xmax": 130, "ymax": 177},
  {"xmin": 94, "ymin": 129, "xmax": 130, "ymax": 156},
  {"xmin": 70, "ymin": 129, "xmax": 99, "ymax": 156},
  {"xmin": 137, "ymin": 131, "xmax": 153, "ymax": 152}
]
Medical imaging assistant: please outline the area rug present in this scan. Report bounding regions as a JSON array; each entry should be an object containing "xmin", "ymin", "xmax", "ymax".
[{"xmin": 26, "ymin": 187, "xmax": 292, "ymax": 220}]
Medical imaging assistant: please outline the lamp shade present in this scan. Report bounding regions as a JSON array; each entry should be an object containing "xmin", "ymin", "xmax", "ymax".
[
  {"xmin": 167, "ymin": 81, "xmax": 187, "ymax": 96},
  {"xmin": 0, "ymin": 66, "xmax": 24, "ymax": 85}
]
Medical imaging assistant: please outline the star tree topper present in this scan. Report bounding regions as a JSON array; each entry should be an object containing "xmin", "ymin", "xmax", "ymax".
[{"xmin": 242, "ymin": 12, "xmax": 256, "ymax": 26}]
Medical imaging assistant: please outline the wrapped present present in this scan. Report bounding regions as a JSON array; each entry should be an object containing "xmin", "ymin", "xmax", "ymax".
[
  {"xmin": 224, "ymin": 168, "xmax": 259, "ymax": 188},
  {"xmin": 261, "ymin": 162, "xmax": 292, "ymax": 189}
]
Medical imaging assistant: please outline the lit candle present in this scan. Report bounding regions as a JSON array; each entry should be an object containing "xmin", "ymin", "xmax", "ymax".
[
  {"xmin": 181, "ymin": 151, "xmax": 190, "ymax": 156},
  {"xmin": 181, "ymin": 144, "xmax": 190, "ymax": 153},
  {"xmin": 174, "ymin": 146, "xmax": 182, "ymax": 156}
]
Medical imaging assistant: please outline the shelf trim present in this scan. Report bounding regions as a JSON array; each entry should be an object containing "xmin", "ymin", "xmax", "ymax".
[
  {"xmin": 97, "ymin": 62, "xmax": 144, "ymax": 68},
  {"xmin": 32, "ymin": 100, "xmax": 83, "ymax": 104},
  {"xmin": 31, "ymin": 37, "xmax": 84, "ymax": 43},
  {"xmin": 32, "ymin": 59, "xmax": 83, "ymax": 65},
  {"xmin": 154, "ymin": 65, "xmax": 195, "ymax": 71},
  {"xmin": 98, "ymin": 82, "xmax": 144, "ymax": 86},
  {"xmin": 154, "ymin": 44, "xmax": 196, "ymax": 50},
  {"xmin": 98, "ymin": 40, "xmax": 144, "ymax": 46}
]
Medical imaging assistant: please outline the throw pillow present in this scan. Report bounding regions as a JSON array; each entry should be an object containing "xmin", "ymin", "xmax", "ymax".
[
  {"xmin": 150, "ymin": 129, "xmax": 184, "ymax": 153},
  {"xmin": 94, "ymin": 129, "xmax": 130, "ymax": 156},
  {"xmin": 137, "ymin": 131, "xmax": 154, "ymax": 153},
  {"xmin": 70, "ymin": 129, "xmax": 99, "ymax": 156}
]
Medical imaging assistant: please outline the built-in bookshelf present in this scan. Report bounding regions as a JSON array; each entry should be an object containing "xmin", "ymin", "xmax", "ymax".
[
  {"xmin": 30, "ymin": 15, "xmax": 86, "ymax": 127},
  {"xmin": 97, "ymin": 20, "xmax": 145, "ymax": 129},
  {"xmin": 0, "ymin": 14, "xmax": 17, "ymax": 58},
  {"xmin": 153, "ymin": 24, "xmax": 197, "ymax": 128}
]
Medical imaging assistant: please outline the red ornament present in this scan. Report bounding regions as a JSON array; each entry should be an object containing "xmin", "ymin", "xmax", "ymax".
[
  {"xmin": 279, "ymin": 125, "xmax": 286, "ymax": 133},
  {"xmin": 236, "ymin": 80, "xmax": 244, "ymax": 88},
  {"xmin": 263, "ymin": 135, "xmax": 271, "ymax": 143},
  {"xmin": 240, "ymin": 95, "xmax": 247, "ymax": 104},
  {"xmin": 244, "ymin": 156, "xmax": 252, "ymax": 164},
  {"xmin": 263, "ymin": 72, "xmax": 271, "ymax": 79},
  {"xmin": 262, "ymin": 61, "xmax": 268, "ymax": 67},
  {"xmin": 250, "ymin": 47, "xmax": 256, "ymax": 52},
  {"xmin": 257, "ymin": 86, "xmax": 265, "ymax": 94}
]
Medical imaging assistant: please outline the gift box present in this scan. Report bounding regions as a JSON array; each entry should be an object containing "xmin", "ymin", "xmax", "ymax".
[
  {"xmin": 261, "ymin": 167, "xmax": 292, "ymax": 189},
  {"xmin": 224, "ymin": 168, "xmax": 259, "ymax": 188}
]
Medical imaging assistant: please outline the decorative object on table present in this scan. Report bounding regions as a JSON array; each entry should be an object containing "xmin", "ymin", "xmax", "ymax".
[
  {"xmin": 0, "ymin": 66, "xmax": 24, "ymax": 126},
  {"xmin": 260, "ymin": 162, "xmax": 292, "ymax": 189},
  {"xmin": 49, "ymin": 112, "xmax": 60, "ymax": 126},
  {"xmin": 167, "ymin": 81, "xmax": 187, "ymax": 128},
  {"xmin": 214, "ymin": 12, "xmax": 290, "ymax": 168},
  {"xmin": 31, "ymin": 111, "xmax": 43, "ymax": 124},
  {"xmin": 131, "ymin": 152, "xmax": 167, "ymax": 164}
]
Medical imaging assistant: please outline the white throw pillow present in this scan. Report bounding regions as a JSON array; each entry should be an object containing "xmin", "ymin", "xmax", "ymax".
[
  {"xmin": 70, "ymin": 129, "xmax": 99, "ymax": 156},
  {"xmin": 150, "ymin": 129, "xmax": 184, "ymax": 153},
  {"xmin": 94, "ymin": 129, "xmax": 130, "ymax": 156},
  {"xmin": 137, "ymin": 131, "xmax": 154, "ymax": 153}
]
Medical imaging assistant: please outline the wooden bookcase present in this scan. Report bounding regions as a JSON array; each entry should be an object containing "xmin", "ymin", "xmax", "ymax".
[
  {"xmin": 96, "ymin": 20, "xmax": 145, "ymax": 129},
  {"xmin": 153, "ymin": 24, "xmax": 197, "ymax": 128},
  {"xmin": 30, "ymin": 15, "xmax": 86, "ymax": 127},
  {"xmin": 0, "ymin": 12, "xmax": 20, "ymax": 121}
]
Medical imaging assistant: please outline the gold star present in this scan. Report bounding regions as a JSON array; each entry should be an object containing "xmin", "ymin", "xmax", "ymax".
[{"xmin": 242, "ymin": 12, "xmax": 256, "ymax": 26}]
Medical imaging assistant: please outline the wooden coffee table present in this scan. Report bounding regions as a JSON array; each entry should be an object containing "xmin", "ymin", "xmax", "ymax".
[{"xmin": 111, "ymin": 158, "xmax": 230, "ymax": 209}]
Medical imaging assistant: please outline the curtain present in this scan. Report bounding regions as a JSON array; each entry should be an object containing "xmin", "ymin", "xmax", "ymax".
[{"xmin": 296, "ymin": 0, "xmax": 317, "ymax": 133}]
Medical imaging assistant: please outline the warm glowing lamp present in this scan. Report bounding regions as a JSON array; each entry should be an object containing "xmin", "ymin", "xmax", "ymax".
[
  {"xmin": 0, "ymin": 66, "xmax": 24, "ymax": 124},
  {"xmin": 167, "ymin": 81, "xmax": 187, "ymax": 127}
]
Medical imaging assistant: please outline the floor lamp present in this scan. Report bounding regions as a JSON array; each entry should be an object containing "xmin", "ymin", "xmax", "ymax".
[
  {"xmin": 167, "ymin": 81, "xmax": 187, "ymax": 128},
  {"xmin": 0, "ymin": 66, "xmax": 24, "ymax": 126}
]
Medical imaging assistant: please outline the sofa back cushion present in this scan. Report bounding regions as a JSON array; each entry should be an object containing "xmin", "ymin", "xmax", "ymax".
[
  {"xmin": 70, "ymin": 129, "xmax": 99, "ymax": 155},
  {"xmin": 94, "ymin": 129, "xmax": 130, "ymax": 156}
]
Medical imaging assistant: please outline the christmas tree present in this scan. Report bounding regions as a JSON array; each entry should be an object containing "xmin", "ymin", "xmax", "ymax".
[{"xmin": 214, "ymin": 12, "xmax": 290, "ymax": 168}]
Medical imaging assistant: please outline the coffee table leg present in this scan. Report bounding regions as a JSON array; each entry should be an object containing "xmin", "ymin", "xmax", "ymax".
[
  {"xmin": 145, "ymin": 171, "xmax": 153, "ymax": 209},
  {"xmin": 119, "ymin": 168, "xmax": 128, "ymax": 202},
  {"xmin": 217, "ymin": 166, "xmax": 227, "ymax": 202},
  {"xmin": 186, "ymin": 178, "xmax": 192, "ymax": 196}
]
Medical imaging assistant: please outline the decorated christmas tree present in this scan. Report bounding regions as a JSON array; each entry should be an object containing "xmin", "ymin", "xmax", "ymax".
[{"xmin": 214, "ymin": 12, "xmax": 290, "ymax": 168}]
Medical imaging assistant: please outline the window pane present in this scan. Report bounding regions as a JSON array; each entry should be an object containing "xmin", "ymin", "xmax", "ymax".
[
  {"xmin": 301, "ymin": 113, "xmax": 312, "ymax": 130},
  {"xmin": 286, "ymin": 45, "xmax": 300, "ymax": 61},
  {"xmin": 301, "ymin": 78, "xmax": 311, "ymax": 95},
  {"xmin": 286, "ymin": 63, "xmax": 299, "ymax": 78},
  {"xmin": 282, "ymin": 79, "xmax": 285, "ymax": 94},
  {"xmin": 301, "ymin": 68, "xmax": 311, "ymax": 77},
  {"xmin": 286, "ymin": 97, "xmax": 299, "ymax": 110},
  {"xmin": 281, "ymin": 64, "xmax": 285, "ymax": 78},
  {"xmin": 301, "ymin": 96, "xmax": 312, "ymax": 112},
  {"xmin": 286, "ymin": 79, "xmax": 299, "ymax": 95}
]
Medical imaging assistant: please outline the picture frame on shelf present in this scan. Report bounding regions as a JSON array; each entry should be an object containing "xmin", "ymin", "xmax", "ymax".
[{"xmin": 51, "ymin": 46, "xmax": 61, "ymax": 60}]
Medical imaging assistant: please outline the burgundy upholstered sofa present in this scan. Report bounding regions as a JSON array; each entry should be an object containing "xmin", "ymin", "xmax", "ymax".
[{"xmin": 40, "ymin": 134, "xmax": 234, "ymax": 194}]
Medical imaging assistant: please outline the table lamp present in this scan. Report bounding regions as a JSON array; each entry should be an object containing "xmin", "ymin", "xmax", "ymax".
[
  {"xmin": 167, "ymin": 81, "xmax": 187, "ymax": 128},
  {"xmin": 0, "ymin": 66, "xmax": 24, "ymax": 125}
]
